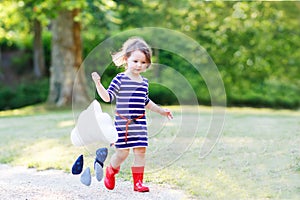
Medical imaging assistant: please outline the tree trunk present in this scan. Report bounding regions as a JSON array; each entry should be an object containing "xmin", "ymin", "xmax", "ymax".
[
  {"xmin": 48, "ymin": 9, "xmax": 89, "ymax": 107},
  {"xmin": 33, "ymin": 19, "xmax": 45, "ymax": 78}
]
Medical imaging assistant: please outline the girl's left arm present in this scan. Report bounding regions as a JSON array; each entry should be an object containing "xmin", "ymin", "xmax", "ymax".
[{"xmin": 145, "ymin": 100, "xmax": 173, "ymax": 120}]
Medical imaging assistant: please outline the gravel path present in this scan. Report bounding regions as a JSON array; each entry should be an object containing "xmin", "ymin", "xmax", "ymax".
[{"xmin": 0, "ymin": 165, "xmax": 190, "ymax": 200}]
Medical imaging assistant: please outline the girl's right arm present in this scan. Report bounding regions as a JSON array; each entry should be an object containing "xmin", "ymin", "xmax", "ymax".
[{"xmin": 91, "ymin": 72, "xmax": 110, "ymax": 102}]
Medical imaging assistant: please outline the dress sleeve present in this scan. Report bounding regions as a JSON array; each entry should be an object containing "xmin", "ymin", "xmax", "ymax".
[{"xmin": 107, "ymin": 74, "xmax": 121, "ymax": 102}]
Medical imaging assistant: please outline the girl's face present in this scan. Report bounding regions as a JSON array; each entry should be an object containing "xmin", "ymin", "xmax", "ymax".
[{"xmin": 125, "ymin": 50, "xmax": 149, "ymax": 76}]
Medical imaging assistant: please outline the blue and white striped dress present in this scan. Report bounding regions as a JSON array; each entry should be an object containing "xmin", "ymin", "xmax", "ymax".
[{"xmin": 107, "ymin": 73, "xmax": 150, "ymax": 149}]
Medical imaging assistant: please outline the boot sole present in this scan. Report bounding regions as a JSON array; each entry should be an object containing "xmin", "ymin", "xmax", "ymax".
[{"xmin": 134, "ymin": 188, "xmax": 150, "ymax": 192}]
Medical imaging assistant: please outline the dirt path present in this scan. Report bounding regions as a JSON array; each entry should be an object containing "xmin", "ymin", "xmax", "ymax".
[{"xmin": 0, "ymin": 164, "xmax": 190, "ymax": 200}]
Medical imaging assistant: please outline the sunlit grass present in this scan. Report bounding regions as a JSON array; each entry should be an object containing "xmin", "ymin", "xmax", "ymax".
[
  {"xmin": 0, "ymin": 105, "xmax": 299, "ymax": 199},
  {"xmin": 0, "ymin": 104, "xmax": 47, "ymax": 117},
  {"xmin": 0, "ymin": 103, "xmax": 73, "ymax": 117},
  {"xmin": 14, "ymin": 139, "xmax": 73, "ymax": 170}
]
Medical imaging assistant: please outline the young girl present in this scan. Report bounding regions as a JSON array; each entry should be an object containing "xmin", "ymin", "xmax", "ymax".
[{"xmin": 91, "ymin": 37, "xmax": 173, "ymax": 192}]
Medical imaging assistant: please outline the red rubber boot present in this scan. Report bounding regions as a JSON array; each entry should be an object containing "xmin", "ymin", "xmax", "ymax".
[
  {"xmin": 104, "ymin": 164, "xmax": 120, "ymax": 190},
  {"xmin": 131, "ymin": 166, "xmax": 150, "ymax": 192}
]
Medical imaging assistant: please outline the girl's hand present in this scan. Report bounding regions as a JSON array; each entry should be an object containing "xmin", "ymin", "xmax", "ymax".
[
  {"xmin": 91, "ymin": 71, "xmax": 110, "ymax": 102},
  {"xmin": 162, "ymin": 108, "xmax": 173, "ymax": 120},
  {"xmin": 91, "ymin": 72, "xmax": 101, "ymax": 82}
]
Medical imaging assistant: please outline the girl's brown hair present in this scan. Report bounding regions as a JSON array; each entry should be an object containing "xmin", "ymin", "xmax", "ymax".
[{"xmin": 111, "ymin": 37, "xmax": 152, "ymax": 68}]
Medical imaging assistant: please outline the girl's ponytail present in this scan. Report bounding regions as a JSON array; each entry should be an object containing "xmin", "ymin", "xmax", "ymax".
[{"xmin": 111, "ymin": 50, "xmax": 126, "ymax": 67}]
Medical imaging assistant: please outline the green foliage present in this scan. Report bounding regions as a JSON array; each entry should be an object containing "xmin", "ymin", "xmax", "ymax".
[
  {"xmin": 0, "ymin": 1, "xmax": 31, "ymax": 47},
  {"xmin": 0, "ymin": 78, "xmax": 49, "ymax": 111},
  {"xmin": 11, "ymin": 51, "xmax": 32, "ymax": 74},
  {"xmin": 0, "ymin": 0, "xmax": 299, "ymax": 109},
  {"xmin": 149, "ymin": 84, "xmax": 179, "ymax": 105}
]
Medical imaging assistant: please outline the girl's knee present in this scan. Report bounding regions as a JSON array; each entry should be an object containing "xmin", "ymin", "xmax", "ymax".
[
  {"xmin": 116, "ymin": 149, "xmax": 130, "ymax": 160},
  {"xmin": 133, "ymin": 147, "xmax": 146, "ymax": 166},
  {"xmin": 133, "ymin": 147, "xmax": 146, "ymax": 156}
]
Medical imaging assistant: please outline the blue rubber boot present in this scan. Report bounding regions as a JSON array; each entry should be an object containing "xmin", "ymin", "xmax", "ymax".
[
  {"xmin": 71, "ymin": 155, "xmax": 83, "ymax": 175},
  {"xmin": 94, "ymin": 148, "xmax": 108, "ymax": 181}
]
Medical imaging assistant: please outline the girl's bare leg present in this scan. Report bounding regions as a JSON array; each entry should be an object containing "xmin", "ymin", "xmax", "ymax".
[
  {"xmin": 110, "ymin": 148, "xmax": 130, "ymax": 169},
  {"xmin": 133, "ymin": 147, "xmax": 146, "ymax": 166}
]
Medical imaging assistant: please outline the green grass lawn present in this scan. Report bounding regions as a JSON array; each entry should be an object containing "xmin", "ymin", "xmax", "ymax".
[{"xmin": 0, "ymin": 104, "xmax": 299, "ymax": 199}]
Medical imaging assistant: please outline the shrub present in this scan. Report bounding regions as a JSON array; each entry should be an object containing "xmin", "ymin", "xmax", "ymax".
[{"xmin": 0, "ymin": 78, "xmax": 49, "ymax": 111}]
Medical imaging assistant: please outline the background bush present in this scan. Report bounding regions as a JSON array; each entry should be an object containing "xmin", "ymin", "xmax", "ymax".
[
  {"xmin": 0, "ymin": 78, "xmax": 49, "ymax": 110},
  {"xmin": 0, "ymin": 1, "xmax": 299, "ymax": 110}
]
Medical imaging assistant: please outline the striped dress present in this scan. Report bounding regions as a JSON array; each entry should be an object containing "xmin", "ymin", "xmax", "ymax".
[{"xmin": 107, "ymin": 73, "xmax": 150, "ymax": 149}]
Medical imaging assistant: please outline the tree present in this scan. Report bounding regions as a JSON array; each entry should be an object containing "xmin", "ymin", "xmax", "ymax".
[
  {"xmin": 46, "ymin": 0, "xmax": 127, "ymax": 107},
  {"xmin": 16, "ymin": 0, "xmax": 48, "ymax": 78},
  {"xmin": 1, "ymin": 0, "xmax": 299, "ymax": 108},
  {"xmin": 32, "ymin": 18, "xmax": 45, "ymax": 78},
  {"xmin": 48, "ymin": 3, "xmax": 89, "ymax": 106}
]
